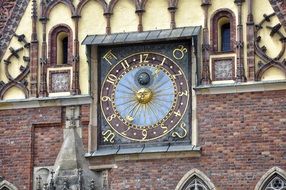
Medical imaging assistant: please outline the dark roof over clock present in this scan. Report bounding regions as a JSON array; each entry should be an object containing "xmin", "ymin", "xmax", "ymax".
[{"xmin": 82, "ymin": 26, "xmax": 201, "ymax": 46}]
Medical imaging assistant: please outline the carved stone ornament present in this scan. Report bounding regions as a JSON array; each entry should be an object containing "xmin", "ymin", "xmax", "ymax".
[
  {"xmin": 212, "ymin": 57, "xmax": 235, "ymax": 81},
  {"xmin": 48, "ymin": 68, "xmax": 72, "ymax": 94},
  {"xmin": 254, "ymin": 12, "xmax": 286, "ymax": 80},
  {"xmin": 0, "ymin": 34, "xmax": 30, "ymax": 100}
]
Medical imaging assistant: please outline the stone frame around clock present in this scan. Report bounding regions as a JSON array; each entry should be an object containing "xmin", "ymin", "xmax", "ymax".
[
  {"xmin": 86, "ymin": 38, "xmax": 200, "ymax": 155},
  {"xmin": 99, "ymin": 52, "xmax": 189, "ymax": 142}
]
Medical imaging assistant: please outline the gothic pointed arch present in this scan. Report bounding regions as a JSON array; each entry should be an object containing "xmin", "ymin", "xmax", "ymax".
[
  {"xmin": 76, "ymin": 0, "xmax": 107, "ymax": 16},
  {"xmin": 105, "ymin": 0, "xmax": 120, "ymax": 14},
  {"xmin": 255, "ymin": 167, "xmax": 286, "ymax": 190},
  {"xmin": 0, "ymin": 178, "xmax": 18, "ymax": 190},
  {"xmin": 175, "ymin": 169, "xmax": 216, "ymax": 190},
  {"xmin": 44, "ymin": 0, "xmax": 76, "ymax": 18}
]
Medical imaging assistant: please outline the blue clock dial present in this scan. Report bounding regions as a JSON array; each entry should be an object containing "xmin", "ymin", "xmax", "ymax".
[{"xmin": 114, "ymin": 66, "xmax": 175, "ymax": 127}]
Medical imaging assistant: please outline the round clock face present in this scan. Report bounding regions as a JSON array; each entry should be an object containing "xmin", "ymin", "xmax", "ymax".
[{"xmin": 101, "ymin": 52, "xmax": 189, "ymax": 141}]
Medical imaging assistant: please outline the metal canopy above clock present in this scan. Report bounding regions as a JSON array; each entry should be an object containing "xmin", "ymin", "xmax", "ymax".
[
  {"xmin": 84, "ymin": 27, "xmax": 200, "ymax": 154},
  {"xmin": 82, "ymin": 26, "xmax": 201, "ymax": 46}
]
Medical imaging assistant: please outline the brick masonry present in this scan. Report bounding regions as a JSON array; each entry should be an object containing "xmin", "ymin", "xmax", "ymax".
[
  {"xmin": 99, "ymin": 90, "xmax": 285, "ymax": 189},
  {"xmin": 33, "ymin": 124, "xmax": 63, "ymax": 167},
  {"xmin": 0, "ymin": 106, "xmax": 89, "ymax": 189},
  {"xmin": 0, "ymin": 90, "xmax": 285, "ymax": 189}
]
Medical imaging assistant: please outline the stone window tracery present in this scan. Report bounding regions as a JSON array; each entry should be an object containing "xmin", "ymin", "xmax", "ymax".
[
  {"xmin": 182, "ymin": 177, "xmax": 210, "ymax": 190},
  {"xmin": 262, "ymin": 175, "xmax": 286, "ymax": 190},
  {"xmin": 255, "ymin": 167, "xmax": 286, "ymax": 190},
  {"xmin": 175, "ymin": 169, "xmax": 216, "ymax": 190}
]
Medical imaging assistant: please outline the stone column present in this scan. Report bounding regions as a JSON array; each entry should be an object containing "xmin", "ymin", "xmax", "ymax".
[
  {"xmin": 235, "ymin": 0, "xmax": 247, "ymax": 82},
  {"xmin": 30, "ymin": 0, "xmax": 39, "ymax": 97},
  {"xmin": 72, "ymin": 15, "xmax": 81, "ymax": 95},
  {"xmin": 247, "ymin": 0, "xmax": 255, "ymax": 80},
  {"xmin": 39, "ymin": 18, "xmax": 48, "ymax": 97},
  {"xmin": 201, "ymin": 0, "xmax": 212, "ymax": 85}
]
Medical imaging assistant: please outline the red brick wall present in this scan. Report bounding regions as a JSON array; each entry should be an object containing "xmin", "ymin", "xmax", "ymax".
[
  {"xmin": 0, "ymin": 105, "xmax": 91, "ymax": 189},
  {"xmin": 0, "ymin": 107, "xmax": 62, "ymax": 190},
  {"xmin": 106, "ymin": 90, "xmax": 286, "ymax": 190},
  {"xmin": 33, "ymin": 124, "xmax": 63, "ymax": 167},
  {"xmin": 81, "ymin": 105, "xmax": 90, "ymax": 150},
  {"xmin": 0, "ymin": 90, "xmax": 285, "ymax": 190}
]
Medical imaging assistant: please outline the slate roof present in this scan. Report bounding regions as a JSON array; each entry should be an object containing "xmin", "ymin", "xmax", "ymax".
[{"xmin": 82, "ymin": 26, "xmax": 201, "ymax": 45}]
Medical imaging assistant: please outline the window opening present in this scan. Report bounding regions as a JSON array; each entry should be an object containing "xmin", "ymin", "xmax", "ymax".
[
  {"xmin": 221, "ymin": 23, "xmax": 231, "ymax": 52},
  {"xmin": 62, "ymin": 36, "xmax": 68, "ymax": 64}
]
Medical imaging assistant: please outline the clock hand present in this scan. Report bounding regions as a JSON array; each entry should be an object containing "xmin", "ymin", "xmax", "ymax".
[
  {"xmin": 131, "ymin": 103, "xmax": 142, "ymax": 121},
  {"xmin": 126, "ymin": 102, "xmax": 140, "ymax": 122},
  {"xmin": 152, "ymin": 66, "xmax": 162, "ymax": 78},
  {"xmin": 118, "ymin": 82, "xmax": 137, "ymax": 93},
  {"xmin": 126, "ymin": 115, "xmax": 134, "ymax": 122}
]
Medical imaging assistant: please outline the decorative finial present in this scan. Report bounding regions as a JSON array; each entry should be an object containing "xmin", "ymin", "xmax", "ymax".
[{"xmin": 32, "ymin": 0, "xmax": 38, "ymax": 19}]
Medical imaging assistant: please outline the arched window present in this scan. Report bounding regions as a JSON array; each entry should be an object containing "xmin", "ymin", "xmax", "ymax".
[
  {"xmin": 210, "ymin": 9, "xmax": 236, "ymax": 53},
  {"xmin": 175, "ymin": 169, "xmax": 216, "ymax": 190},
  {"xmin": 48, "ymin": 24, "xmax": 73, "ymax": 66},
  {"xmin": 255, "ymin": 167, "xmax": 286, "ymax": 190}
]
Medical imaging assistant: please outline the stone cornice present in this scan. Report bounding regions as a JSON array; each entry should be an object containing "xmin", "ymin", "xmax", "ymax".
[
  {"xmin": 0, "ymin": 95, "xmax": 91, "ymax": 110},
  {"xmin": 194, "ymin": 80, "xmax": 286, "ymax": 95}
]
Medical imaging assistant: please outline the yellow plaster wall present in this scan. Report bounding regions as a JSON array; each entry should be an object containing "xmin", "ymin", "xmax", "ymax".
[
  {"xmin": 111, "ymin": 0, "xmax": 137, "ymax": 33},
  {"xmin": 176, "ymin": 0, "xmax": 204, "ymax": 27},
  {"xmin": 78, "ymin": 0, "xmax": 106, "ymax": 94},
  {"xmin": 2, "ymin": 86, "xmax": 26, "ymax": 100},
  {"xmin": 261, "ymin": 67, "xmax": 286, "ymax": 81},
  {"xmin": 143, "ymin": 0, "xmax": 170, "ymax": 31}
]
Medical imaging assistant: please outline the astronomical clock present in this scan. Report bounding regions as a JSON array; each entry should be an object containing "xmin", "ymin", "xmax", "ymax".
[{"xmin": 98, "ymin": 41, "xmax": 191, "ymax": 146}]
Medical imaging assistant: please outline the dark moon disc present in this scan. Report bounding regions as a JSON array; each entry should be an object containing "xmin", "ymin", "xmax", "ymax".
[{"xmin": 137, "ymin": 72, "xmax": 151, "ymax": 86}]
